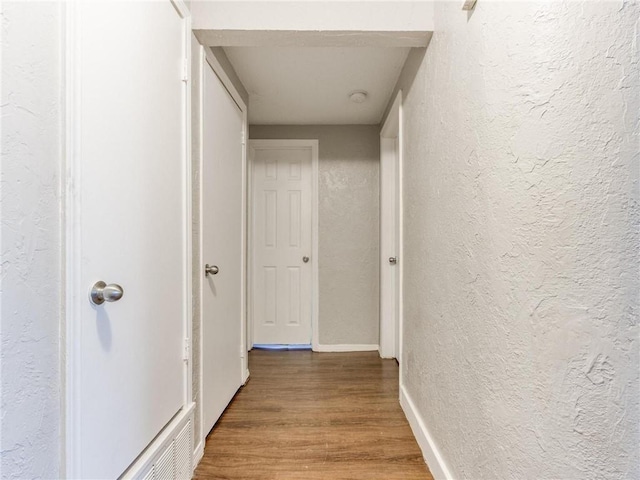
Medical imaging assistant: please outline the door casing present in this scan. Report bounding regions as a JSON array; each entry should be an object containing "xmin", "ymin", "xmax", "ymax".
[
  {"xmin": 379, "ymin": 90, "xmax": 403, "ymax": 365},
  {"xmin": 248, "ymin": 139, "xmax": 320, "ymax": 350}
]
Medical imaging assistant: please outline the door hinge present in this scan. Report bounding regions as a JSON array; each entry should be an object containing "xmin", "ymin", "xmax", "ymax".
[
  {"xmin": 183, "ymin": 338, "xmax": 190, "ymax": 363},
  {"xmin": 241, "ymin": 130, "xmax": 246, "ymax": 145},
  {"xmin": 182, "ymin": 60, "xmax": 189, "ymax": 83}
]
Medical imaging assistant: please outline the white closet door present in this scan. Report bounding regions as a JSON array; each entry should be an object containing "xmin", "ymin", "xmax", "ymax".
[
  {"xmin": 74, "ymin": 2, "xmax": 186, "ymax": 478},
  {"xmin": 201, "ymin": 61, "xmax": 244, "ymax": 434}
]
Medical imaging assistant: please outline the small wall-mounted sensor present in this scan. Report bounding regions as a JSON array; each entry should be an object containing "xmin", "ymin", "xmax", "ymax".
[{"xmin": 462, "ymin": 0, "xmax": 477, "ymax": 10}]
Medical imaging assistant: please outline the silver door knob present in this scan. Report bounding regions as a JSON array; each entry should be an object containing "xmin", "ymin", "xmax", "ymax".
[
  {"xmin": 302, "ymin": 256, "xmax": 309, "ymax": 263},
  {"xmin": 205, "ymin": 264, "xmax": 219, "ymax": 276},
  {"xmin": 389, "ymin": 257, "xmax": 397, "ymax": 264},
  {"xmin": 90, "ymin": 281, "xmax": 124, "ymax": 305}
]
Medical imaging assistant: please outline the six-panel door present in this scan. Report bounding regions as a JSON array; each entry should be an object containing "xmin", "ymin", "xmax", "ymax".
[{"xmin": 251, "ymin": 145, "xmax": 313, "ymax": 345}]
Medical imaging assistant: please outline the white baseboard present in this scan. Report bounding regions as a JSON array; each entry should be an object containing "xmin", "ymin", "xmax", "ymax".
[
  {"xmin": 193, "ymin": 440, "xmax": 204, "ymax": 472},
  {"xmin": 314, "ymin": 344, "xmax": 379, "ymax": 352},
  {"xmin": 378, "ymin": 350, "xmax": 396, "ymax": 359},
  {"xmin": 400, "ymin": 385, "xmax": 454, "ymax": 480}
]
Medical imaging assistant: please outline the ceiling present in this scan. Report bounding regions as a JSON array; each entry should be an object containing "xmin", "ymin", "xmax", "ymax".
[{"xmin": 223, "ymin": 46, "xmax": 410, "ymax": 125}]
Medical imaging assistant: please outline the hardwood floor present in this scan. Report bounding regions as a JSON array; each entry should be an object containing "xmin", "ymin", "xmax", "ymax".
[{"xmin": 194, "ymin": 350, "xmax": 433, "ymax": 480}]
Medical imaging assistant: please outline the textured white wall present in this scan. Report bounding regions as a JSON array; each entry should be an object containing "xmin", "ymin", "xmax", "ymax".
[
  {"xmin": 398, "ymin": 1, "xmax": 639, "ymax": 478},
  {"xmin": 250, "ymin": 125, "xmax": 380, "ymax": 345},
  {"xmin": 1, "ymin": 2, "xmax": 63, "ymax": 478}
]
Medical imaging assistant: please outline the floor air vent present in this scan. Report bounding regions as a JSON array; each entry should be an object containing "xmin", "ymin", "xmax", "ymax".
[{"xmin": 122, "ymin": 404, "xmax": 195, "ymax": 480}]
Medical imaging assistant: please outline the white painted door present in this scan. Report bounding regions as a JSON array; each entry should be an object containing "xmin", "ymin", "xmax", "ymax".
[
  {"xmin": 380, "ymin": 91, "xmax": 402, "ymax": 360},
  {"xmin": 72, "ymin": 2, "xmax": 187, "ymax": 479},
  {"xmin": 202, "ymin": 60, "xmax": 244, "ymax": 434},
  {"xmin": 250, "ymin": 141, "xmax": 314, "ymax": 345},
  {"xmin": 380, "ymin": 136, "xmax": 398, "ymax": 359}
]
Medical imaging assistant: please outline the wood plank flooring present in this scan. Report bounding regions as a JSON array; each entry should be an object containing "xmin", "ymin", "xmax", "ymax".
[{"xmin": 194, "ymin": 350, "xmax": 432, "ymax": 480}]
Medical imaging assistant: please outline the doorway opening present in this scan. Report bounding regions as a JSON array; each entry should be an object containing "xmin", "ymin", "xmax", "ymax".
[
  {"xmin": 193, "ymin": 30, "xmax": 423, "ymax": 466},
  {"xmin": 227, "ymin": 44, "xmax": 411, "ymax": 355}
]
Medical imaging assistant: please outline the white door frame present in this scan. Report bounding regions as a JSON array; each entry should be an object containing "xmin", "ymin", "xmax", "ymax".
[
  {"xmin": 197, "ymin": 45, "xmax": 250, "ymax": 449},
  {"xmin": 379, "ymin": 90, "xmax": 403, "ymax": 364},
  {"xmin": 247, "ymin": 139, "xmax": 320, "ymax": 350},
  {"xmin": 64, "ymin": 1, "xmax": 192, "ymax": 476}
]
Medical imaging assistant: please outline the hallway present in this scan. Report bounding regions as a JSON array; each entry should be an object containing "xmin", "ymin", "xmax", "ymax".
[
  {"xmin": 4, "ymin": 2, "xmax": 638, "ymax": 478},
  {"xmin": 194, "ymin": 351, "xmax": 432, "ymax": 479}
]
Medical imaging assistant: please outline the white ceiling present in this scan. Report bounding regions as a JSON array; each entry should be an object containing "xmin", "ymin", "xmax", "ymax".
[{"xmin": 223, "ymin": 46, "xmax": 410, "ymax": 125}]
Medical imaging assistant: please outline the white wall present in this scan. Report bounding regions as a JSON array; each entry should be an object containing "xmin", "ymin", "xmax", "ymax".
[
  {"xmin": 395, "ymin": 1, "xmax": 639, "ymax": 478},
  {"xmin": 250, "ymin": 125, "xmax": 380, "ymax": 346},
  {"xmin": 1, "ymin": 2, "xmax": 63, "ymax": 478},
  {"xmin": 192, "ymin": 1, "xmax": 434, "ymax": 32}
]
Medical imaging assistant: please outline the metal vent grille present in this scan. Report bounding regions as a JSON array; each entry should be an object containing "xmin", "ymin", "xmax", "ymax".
[
  {"xmin": 154, "ymin": 446, "xmax": 175, "ymax": 480},
  {"xmin": 174, "ymin": 421, "xmax": 192, "ymax": 479},
  {"xmin": 127, "ymin": 410, "xmax": 194, "ymax": 480}
]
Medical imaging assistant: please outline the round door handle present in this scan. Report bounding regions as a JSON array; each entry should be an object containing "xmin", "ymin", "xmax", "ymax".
[
  {"xmin": 389, "ymin": 257, "xmax": 397, "ymax": 264},
  {"xmin": 90, "ymin": 281, "xmax": 124, "ymax": 306},
  {"xmin": 205, "ymin": 264, "xmax": 219, "ymax": 276},
  {"xmin": 302, "ymin": 256, "xmax": 310, "ymax": 263}
]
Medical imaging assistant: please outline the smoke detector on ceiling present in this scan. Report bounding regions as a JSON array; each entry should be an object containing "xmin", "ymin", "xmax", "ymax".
[{"xmin": 349, "ymin": 91, "xmax": 368, "ymax": 104}]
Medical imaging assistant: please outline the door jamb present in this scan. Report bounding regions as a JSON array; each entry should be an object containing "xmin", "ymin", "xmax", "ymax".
[
  {"xmin": 379, "ymin": 90, "xmax": 403, "ymax": 366},
  {"xmin": 64, "ymin": 1, "xmax": 192, "ymax": 476},
  {"xmin": 247, "ymin": 139, "xmax": 320, "ymax": 350},
  {"xmin": 176, "ymin": 0, "xmax": 193, "ymax": 414}
]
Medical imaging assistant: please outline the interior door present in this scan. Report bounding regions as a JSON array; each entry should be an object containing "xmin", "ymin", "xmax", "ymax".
[
  {"xmin": 250, "ymin": 142, "xmax": 313, "ymax": 345},
  {"xmin": 380, "ymin": 134, "xmax": 399, "ymax": 359},
  {"xmin": 75, "ymin": 2, "xmax": 186, "ymax": 478},
  {"xmin": 202, "ymin": 60, "xmax": 244, "ymax": 434}
]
